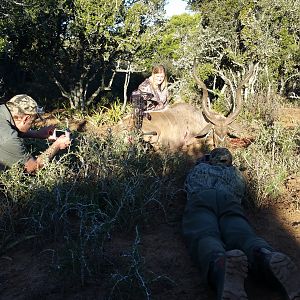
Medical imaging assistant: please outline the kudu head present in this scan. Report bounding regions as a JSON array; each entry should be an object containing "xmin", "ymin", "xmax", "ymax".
[{"xmin": 193, "ymin": 61, "xmax": 254, "ymax": 147}]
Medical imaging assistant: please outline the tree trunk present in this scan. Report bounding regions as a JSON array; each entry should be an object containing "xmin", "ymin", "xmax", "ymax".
[{"xmin": 122, "ymin": 64, "xmax": 131, "ymax": 112}]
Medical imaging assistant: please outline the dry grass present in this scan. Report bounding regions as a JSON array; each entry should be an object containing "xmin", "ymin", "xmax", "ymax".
[{"xmin": 0, "ymin": 97, "xmax": 299, "ymax": 297}]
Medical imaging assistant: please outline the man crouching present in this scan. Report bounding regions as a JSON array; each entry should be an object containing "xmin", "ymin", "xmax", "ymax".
[{"xmin": 0, "ymin": 94, "xmax": 71, "ymax": 173}]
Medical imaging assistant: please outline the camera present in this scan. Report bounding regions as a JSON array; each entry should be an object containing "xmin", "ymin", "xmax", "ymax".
[{"xmin": 49, "ymin": 129, "xmax": 70, "ymax": 140}]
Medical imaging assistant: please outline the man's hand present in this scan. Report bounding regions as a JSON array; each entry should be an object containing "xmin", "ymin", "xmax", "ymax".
[
  {"xmin": 53, "ymin": 134, "xmax": 71, "ymax": 150},
  {"xmin": 25, "ymin": 133, "xmax": 72, "ymax": 173}
]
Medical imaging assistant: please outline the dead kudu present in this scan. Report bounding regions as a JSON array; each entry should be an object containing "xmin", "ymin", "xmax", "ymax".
[{"xmin": 121, "ymin": 65, "xmax": 254, "ymax": 150}]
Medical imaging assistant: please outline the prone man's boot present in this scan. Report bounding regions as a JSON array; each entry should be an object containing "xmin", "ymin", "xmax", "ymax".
[
  {"xmin": 209, "ymin": 249, "xmax": 248, "ymax": 300},
  {"xmin": 253, "ymin": 248, "xmax": 300, "ymax": 300}
]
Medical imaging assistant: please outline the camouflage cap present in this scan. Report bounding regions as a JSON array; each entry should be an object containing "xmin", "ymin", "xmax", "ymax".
[
  {"xmin": 6, "ymin": 94, "xmax": 44, "ymax": 119},
  {"xmin": 209, "ymin": 147, "xmax": 233, "ymax": 166}
]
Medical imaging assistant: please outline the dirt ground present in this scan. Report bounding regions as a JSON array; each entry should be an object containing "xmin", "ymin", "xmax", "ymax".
[{"xmin": 0, "ymin": 108, "xmax": 299, "ymax": 300}]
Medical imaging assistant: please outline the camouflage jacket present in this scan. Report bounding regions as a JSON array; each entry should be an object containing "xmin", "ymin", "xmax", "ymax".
[
  {"xmin": 138, "ymin": 78, "xmax": 168, "ymax": 110},
  {"xmin": 185, "ymin": 161, "xmax": 246, "ymax": 204}
]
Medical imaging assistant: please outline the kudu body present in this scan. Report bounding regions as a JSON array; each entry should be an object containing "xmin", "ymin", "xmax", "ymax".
[
  {"xmin": 140, "ymin": 102, "xmax": 213, "ymax": 149},
  {"xmin": 121, "ymin": 64, "xmax": 253, "ymax": 150}
]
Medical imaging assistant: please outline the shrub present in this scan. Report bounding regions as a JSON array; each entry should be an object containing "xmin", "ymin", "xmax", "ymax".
[{"xmin": 234, "ymin": 123, "xmax": 300, "ymax": 208}]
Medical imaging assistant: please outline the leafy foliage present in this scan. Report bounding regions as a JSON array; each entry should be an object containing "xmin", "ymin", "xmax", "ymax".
[
  {"xmin": 0, "ymin": 0, "xmax": 166, "ymax": 109},
  {"xmin": 185, "ymin": 0, "xmax": 300, "ymax": 96}
]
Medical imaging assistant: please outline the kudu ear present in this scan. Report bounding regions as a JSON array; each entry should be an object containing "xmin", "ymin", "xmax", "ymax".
[
  {"xmin": 195, "ymin": 123, "xmax": 213, "ymax": 138},
  {"xmin": 227, "ymin": 125, "xmax": 240, "ymax": 138}
]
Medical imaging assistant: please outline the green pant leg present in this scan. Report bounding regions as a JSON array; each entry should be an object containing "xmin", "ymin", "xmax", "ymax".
[
  {"xmin": 217, "ymin": 190, "xmax": 273, "ymax": 264},
  {"xmin": 182, "ymin": 189, "xmax": 226, "ymax": 282}
]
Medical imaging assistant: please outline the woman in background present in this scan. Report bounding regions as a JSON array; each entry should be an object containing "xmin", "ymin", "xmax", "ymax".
[{"xmin": 138, "ymin": 64, "xmax": 169, "ymax": 111}]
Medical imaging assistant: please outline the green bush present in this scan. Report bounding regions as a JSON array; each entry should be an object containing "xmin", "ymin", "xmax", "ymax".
[{"xmin": 235, "ymin": 123, "xmax": 300, "ymax": 207}]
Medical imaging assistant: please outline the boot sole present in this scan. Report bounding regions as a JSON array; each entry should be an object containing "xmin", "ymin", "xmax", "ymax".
[
  {"xmin": 222, "ymin": 249, "xmax": 248, "ymax": 300},
  {"xmin": 269, "ymin": 252, "xmax": 300, "ymax": 300}
]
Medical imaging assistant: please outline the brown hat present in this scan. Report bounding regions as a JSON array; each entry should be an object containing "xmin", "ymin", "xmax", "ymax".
[
  {"xmin": 209, "ymin": 147, "xmax": 233, "ymax": 166},
  {"xmin": 6, "ymin": 94, "xmax": 44, "ymax": 119}
]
